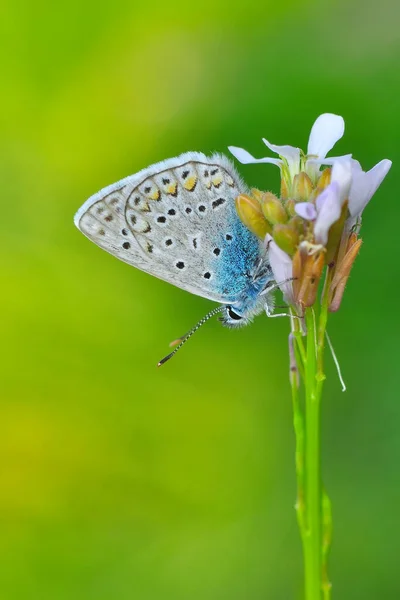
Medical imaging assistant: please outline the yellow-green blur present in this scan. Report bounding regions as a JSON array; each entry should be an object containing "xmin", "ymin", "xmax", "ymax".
[{"xmin": 1, "ymin": 1, "xmax": 399, "ymax": 598}]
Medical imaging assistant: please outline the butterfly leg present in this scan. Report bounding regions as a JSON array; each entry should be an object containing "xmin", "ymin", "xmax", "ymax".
[
  {"xmin": 264, "ymin": 295, "xmax": 303, "ymax": 320},
  {"xmin": 263, "ymin": 280, "xmax": 293, "ymax": 318},
  {"xmin": 264, "ymin": 300, "xmax": 292, "ymax": 319}
]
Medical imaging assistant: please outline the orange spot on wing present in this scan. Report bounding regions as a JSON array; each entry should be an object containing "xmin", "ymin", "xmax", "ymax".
[
  {"xmin": 149, "ymin": 189, "xmax": 161, "ymax": 201},
  {"xmin": 167, "ymin": 182, "xmax": 178, "ymax": 196},
  {"xmin": 183, "ymin": 176, "xmax": 197, "ymax": 191},
  {"xmin": 212, "ymin": 175, "xmax": 223, "ymax": 187}
]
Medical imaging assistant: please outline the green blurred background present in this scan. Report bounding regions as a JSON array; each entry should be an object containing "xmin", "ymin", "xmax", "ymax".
[{"xmin": 1, "ymin": 0, "xmax": 399, "ymax": 598}]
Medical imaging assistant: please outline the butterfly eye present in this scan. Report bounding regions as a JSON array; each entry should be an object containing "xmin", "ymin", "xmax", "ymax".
[{"xmin": 227, "ymin": 307, "xmax": 242, "ymax": 321}]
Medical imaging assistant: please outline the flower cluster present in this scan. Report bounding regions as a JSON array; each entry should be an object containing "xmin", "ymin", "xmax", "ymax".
[{"xmin": 230, "ymin": 114, "xmax": 391, "ymax": 312}]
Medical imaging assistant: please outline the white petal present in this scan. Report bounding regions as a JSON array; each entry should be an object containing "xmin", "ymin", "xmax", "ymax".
[
  {"xmin": 307, "ymin": 113, "xmax": 345, "ymax": 159},
  {"xmin": 295, "ymin": 202, "xmax": 317, "ymax": 220},
  {"xmin": 306, "ymin": 153, "xmax": 352, "ymax": 184},
  {"xmin": 314, "ymin": 182, "xmax": 343, "ymax": 245},
  {"xmin": 262, "ymin": 139, "xmax": 300, "ymax": 179},
  {"xmin": 262, "ymin": 139, "xmax": 300, "ymax": 163},
  {"xmin": 228, "ymin": 146, "xmax": 282, "ymax": 166},
  {"xmin": 330, "ymin": 158, "xmax": 352, "ymax": 202},
  {"xmin": 265, "ymin": 234, "xmax": 295, "ymax": 305},
  {"xmin": 307, "ymin": 153, "xmax": 352, "ymax": 167},
  {"xmin": 348, "ymin": 159, "xmax": 392, "ymax": 218}
]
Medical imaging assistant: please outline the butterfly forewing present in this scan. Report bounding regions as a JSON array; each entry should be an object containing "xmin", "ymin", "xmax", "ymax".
[{"xmin": 75, "ymin": 152, "xmax": 262, "ymax": 303}]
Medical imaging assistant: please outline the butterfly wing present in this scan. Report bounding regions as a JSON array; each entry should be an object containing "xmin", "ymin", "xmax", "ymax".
[{"xmin": 74, "ymin": 152, "xmax": 263, "ymax": 303}]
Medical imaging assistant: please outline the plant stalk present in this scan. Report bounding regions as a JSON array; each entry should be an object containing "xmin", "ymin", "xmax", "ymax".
[
  {"xmin": 290, "ymin": 269, "xmax": 333, "ymax": 599},
  {"xmin": 304, "ymin": 307, "xmax": 321, "ymax": 600}
]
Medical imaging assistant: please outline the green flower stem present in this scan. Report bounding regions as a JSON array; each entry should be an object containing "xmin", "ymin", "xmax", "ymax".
[
  {"xmin": 290, "ymin": 269, "xmax": 333, "ymax": 600},
  {"xmin": 293, "ymin": 322, "xmax": 307, "ymax": 370},
  {"xmin": 290, "ymin": 313, "xmax": 306, "ymax": 542},
  {"xmin": 321, "ymin": 489, "xmax": 333, "ymax": 599},
  {"xmin": 290, "ymin": 337, "xmax": 306, "ymax": 538},
  {"xmin": 304, "ymin": 307, "xmax": 321, "ymax": 600},
  {"xmin": 318, "ymin": 270, "xmax": 333, "ymax": 599}
]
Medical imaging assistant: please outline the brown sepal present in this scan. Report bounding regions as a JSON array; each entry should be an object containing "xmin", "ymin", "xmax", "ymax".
[{"xmin": 328, "ymin": 236, "xmax": 362, "ymax": 312}]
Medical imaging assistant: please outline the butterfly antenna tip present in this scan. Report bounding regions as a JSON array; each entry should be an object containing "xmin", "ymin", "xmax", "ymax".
[{"xmin": 157, "ymin": 306, "xmax": 225, "ymax": 367}]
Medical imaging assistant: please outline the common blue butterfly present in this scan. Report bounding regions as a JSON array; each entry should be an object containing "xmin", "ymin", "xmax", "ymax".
[{"xmin": 74, "ymin": 152, "xmax": 276, "ymax": 363}]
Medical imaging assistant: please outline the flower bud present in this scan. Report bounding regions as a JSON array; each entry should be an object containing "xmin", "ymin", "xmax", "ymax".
[
  {"xmin": 280, "ymin": 177, "xmax": 289, "ymax": 200},
  {"xmin": 261, "ymin": 192, "xmax": 288, "ymax": 225},
  {"xmin": 235, "ymin": 194, "xmax": 272, "ymax": 239},
  {"xmin": 325, "ymin": 201, "xmax": 348, "ymax": 265},
  {"xmin": 316, "ymin": 168, "xmax": 332, "ymax": 195},
  {"xmin": 285, "ymin": 198, "xmax": 297, "ymax": 217},
  {"xmin": 288, "ymin": 215, "xmax": 306, "ymax": 235},
  {"xmin": 250, "ymin": 188, "xmax": 265, "ymax": 203},
  {"xmin": 292, "ymin": 172, "xmax": 314, "ymax": 202},
  {"xmin": 273, "ymin": 223, "xmax": 300, "ymax": 256}
]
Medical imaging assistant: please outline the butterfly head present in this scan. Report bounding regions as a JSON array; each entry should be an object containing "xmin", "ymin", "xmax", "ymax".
[
  {"xmin": 220, "ymin": 292, "xmax": 273, "ymax": 329},
  {"xmin": 222, "ymin": 305, "xmax": 247, "ymax": 327},
  {"xmin": 219, "ymin": 305, "xmax": 249, "ymax": 328}
]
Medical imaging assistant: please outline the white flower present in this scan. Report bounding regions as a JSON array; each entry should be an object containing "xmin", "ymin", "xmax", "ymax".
[
  {"xmin": 294, "ymin": 159, "xmax": 352, "ymax": 245},
  {"xmin": 295, "ymin": 182, "xmax": 341, "ymax": 245},
  {"xmin": 347, "ymin": 158, "xmax": 392, "ymax": 228},
  {"xmin": 229, "ymin": 113, "xmax": 349, "ymax": 186},
  {"xmin": 294, "ymin": 157, "xmax": 392, "ymax": 242},
  {"xmin": 265, "ymin": 234, "xmax": 295, "ymax": 305},
  {"xmin": 231, "ymin": 114, "xmax": 392, "ymax": 311}
]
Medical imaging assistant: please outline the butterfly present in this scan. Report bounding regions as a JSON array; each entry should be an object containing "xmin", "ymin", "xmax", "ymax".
[{"xmin": 74, "ymin": 152, "xmax": 276, "ymax": 364}]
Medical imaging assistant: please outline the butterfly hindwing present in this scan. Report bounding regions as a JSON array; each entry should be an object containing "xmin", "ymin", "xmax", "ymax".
[{"xmin": 74, "ymin": 152, "xmax": 263, "ymax": 303}]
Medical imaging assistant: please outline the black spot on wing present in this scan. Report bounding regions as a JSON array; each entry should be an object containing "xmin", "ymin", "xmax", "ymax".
[{"xmin": 212, "ymin": 198, "xmax": 226, "ymax": 209}]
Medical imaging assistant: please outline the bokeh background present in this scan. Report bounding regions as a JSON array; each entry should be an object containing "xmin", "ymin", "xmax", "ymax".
[{"xmin": 2, "ymin": 0, "xmax": 400, "ymax": 598}]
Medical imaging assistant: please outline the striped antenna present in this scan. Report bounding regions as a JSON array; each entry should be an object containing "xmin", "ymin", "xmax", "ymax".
[{"xmin": 157, "ymin": 306, "xmax": 225, "ymax": 367}]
